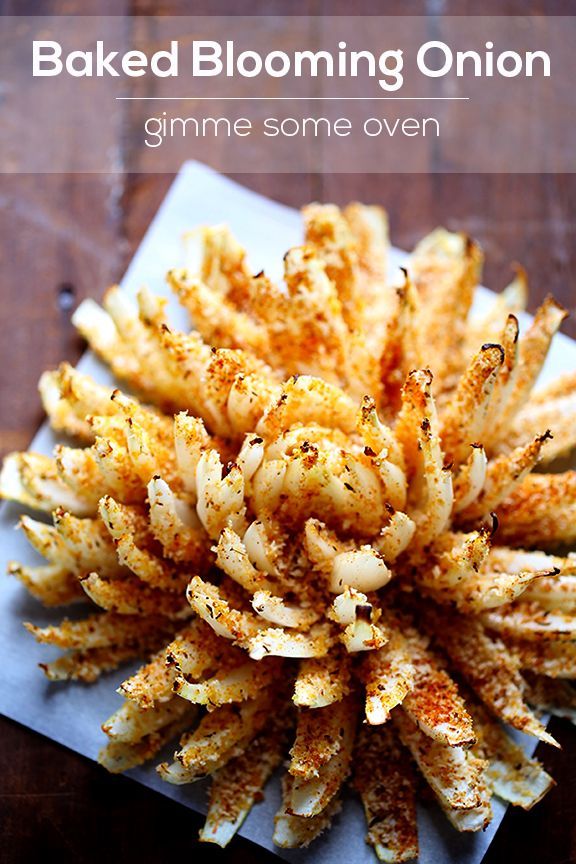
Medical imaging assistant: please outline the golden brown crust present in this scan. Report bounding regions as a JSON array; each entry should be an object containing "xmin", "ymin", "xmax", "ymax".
[{"xmin": 4, "ymin": 204, "xmax": 574, "ymax": 854}]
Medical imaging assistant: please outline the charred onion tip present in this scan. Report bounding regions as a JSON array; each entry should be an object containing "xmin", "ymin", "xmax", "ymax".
[{"xmin": 481, "ymin": 343, "xmax": 506, "ymax": 362}]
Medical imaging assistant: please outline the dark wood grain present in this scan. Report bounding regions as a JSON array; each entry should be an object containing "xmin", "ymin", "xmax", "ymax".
[
  {"xmin": 0, "ymin": 174, "xmax": 127, "ymax": 455},
  {"xmin": 1, "ymin": 3, "xmax": 575, "ymax": 864},
  {"xmin": 0, "ymin": 715, "xmax": 278, "ymax": 864}
]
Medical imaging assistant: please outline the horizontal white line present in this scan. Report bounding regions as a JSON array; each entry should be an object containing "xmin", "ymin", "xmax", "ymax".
[{"xmin": 115, "ymin": 96, "xmax": 469, "ymax": 101}]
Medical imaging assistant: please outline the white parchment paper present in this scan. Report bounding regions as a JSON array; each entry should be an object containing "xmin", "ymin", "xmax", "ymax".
[{"xmin": 1, "ymin": 162, "xmax": 575, "ymax": 863}]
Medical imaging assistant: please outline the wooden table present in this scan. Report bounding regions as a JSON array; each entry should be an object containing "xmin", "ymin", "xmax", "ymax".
[{"xmin": 1, "ymin": 2, "xmax": 575, "ymax": 863}]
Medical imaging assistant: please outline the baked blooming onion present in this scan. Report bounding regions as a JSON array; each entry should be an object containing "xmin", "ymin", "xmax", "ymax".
[{"xmin": 2, "ymin": 203, "xmax": 576, "ymax": 861}]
